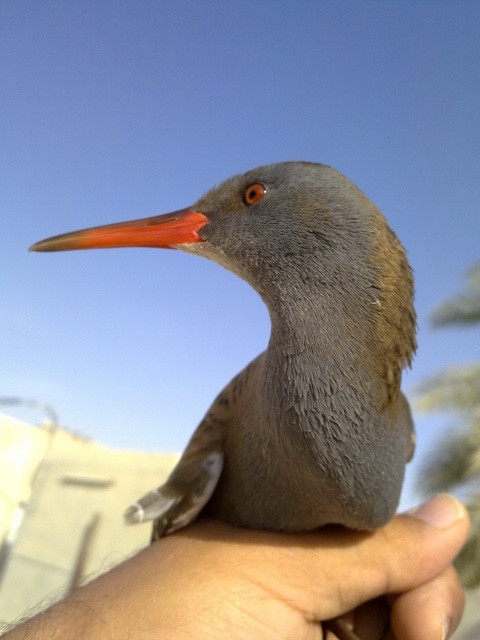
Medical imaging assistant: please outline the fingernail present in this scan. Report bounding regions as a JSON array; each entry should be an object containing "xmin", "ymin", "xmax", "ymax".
[
  {"xmin": 441, "ymin": 616, "xmax": 452, "ymax": 640},
  {"xmin": 408, "ymin": 494, "xmax": 465, "ymax": 528}
]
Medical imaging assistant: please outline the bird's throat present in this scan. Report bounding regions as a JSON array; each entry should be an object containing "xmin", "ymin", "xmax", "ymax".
[{"xmin": 264, "ymin": 294, "xmax": 381, "ymax": 439}]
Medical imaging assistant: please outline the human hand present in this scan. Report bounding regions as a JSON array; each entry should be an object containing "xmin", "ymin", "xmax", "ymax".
[{"xmin": 3, "ymin": 493, "xmax": 468, "ymax": 640}]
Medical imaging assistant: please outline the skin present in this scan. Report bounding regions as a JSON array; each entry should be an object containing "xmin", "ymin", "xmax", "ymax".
[{"xmin": 1, "ymin": 494, "xmax": 468, "ymax": 640}]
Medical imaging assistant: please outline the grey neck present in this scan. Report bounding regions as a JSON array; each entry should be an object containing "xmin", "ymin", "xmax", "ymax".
[{"xmin": 259, "ymin": 277, "xmax": 381, "ymax": 441}]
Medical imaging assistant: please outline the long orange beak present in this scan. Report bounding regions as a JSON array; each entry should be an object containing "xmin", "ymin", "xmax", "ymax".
[{"xmin": 29, "ymin": 209, "xmax": 208, "ymax": 252}]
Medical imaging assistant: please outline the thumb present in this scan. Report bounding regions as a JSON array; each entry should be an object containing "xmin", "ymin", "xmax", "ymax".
[{"xmin": 305, "ymin": 493, "xmax": 469, "ymax": 620}]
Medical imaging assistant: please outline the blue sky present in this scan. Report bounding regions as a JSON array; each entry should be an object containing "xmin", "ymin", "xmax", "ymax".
[{"xmin": 2, "ymin": 1, "xmax": 479, "ymax": 507}]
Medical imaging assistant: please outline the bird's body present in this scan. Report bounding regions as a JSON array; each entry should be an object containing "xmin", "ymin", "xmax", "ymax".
[
  {"xmin": 202, "ymin": 360, "xmax": 413, "ymax": 533},
  {"xmin": 30, "ymin": 161, "xmax": 416, "ymax": 540}
]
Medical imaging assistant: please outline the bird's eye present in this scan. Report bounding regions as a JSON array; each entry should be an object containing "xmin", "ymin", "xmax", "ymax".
[{"xmin": 243, "ymin": 183, "xmax": 266, "ymax": 206}]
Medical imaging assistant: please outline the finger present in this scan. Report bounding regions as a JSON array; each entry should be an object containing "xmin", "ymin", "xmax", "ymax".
[
  {"xmin": 302, "ymin": 493, "xmax": 469, "ymax": 619},
  {"xmin": 390, "ymin": 565, "xmax": 465, "ymax": 640},
  {"xmin": 347, "ymin": 563, "xmax": 464, "ymax": 640}
]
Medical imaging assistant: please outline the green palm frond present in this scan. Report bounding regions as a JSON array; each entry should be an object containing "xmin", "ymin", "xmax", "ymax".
[
  {"xmin": 432, "ymin": 265, "xmax": 480, "ymax": 327},
  {"xmin": 454, "ymin": 495, "xmax": 480, "ymax": 588},
  {"xmin": 418, "ymin": 431, "xmax": 477, "ymax": 495},
  {"xmin": 415, "ymin": 365, "xmax": 480, "ymax": 414},
  {"xmin": 416, "ymin": 263, "xmax": 480, "ymax": 586}
]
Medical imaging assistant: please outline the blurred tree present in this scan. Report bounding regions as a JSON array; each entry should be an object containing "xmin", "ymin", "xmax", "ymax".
[
  {"xmin": 430, "ymin": 266, "xmax": 480, "ymax": 327},
  {"xmin": 417, "ymin": 265, "xmax": 480, "ymax": 588}
]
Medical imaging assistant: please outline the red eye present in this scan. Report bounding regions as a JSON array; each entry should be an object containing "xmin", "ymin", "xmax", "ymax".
[{"xmin": 244, "ymin": 183, "xmax": 266, "ymax": 206}]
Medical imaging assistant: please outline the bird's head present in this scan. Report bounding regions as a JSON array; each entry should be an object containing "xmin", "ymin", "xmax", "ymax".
[
  {"xmin": 30, "ymin": 161, "xmax": 416, "ymax": 403},
  {"xmin": 30, "ymin": 162, "xmax": 401, "ymax": 292}
]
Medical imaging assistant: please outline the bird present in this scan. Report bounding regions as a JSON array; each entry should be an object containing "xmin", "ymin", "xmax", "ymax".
[{"xmin": 31, "ymin": 162, "xmax": 416, "ymax": 639}]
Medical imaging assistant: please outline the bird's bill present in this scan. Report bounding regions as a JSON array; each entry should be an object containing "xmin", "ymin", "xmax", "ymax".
[{"xmin": 29, "ymin": 209, "xmax": 208, "ymax": 252}]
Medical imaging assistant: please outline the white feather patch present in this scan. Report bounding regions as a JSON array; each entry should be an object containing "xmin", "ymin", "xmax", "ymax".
[{"xmin": 167, "ymin": 452, "xmax": 223, "ymax": 533}]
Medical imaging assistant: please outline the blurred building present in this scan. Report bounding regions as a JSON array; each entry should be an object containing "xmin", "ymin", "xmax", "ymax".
[{"xmin": 0, "ymin": 413, "xmax": 178, "ymax": 625}]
